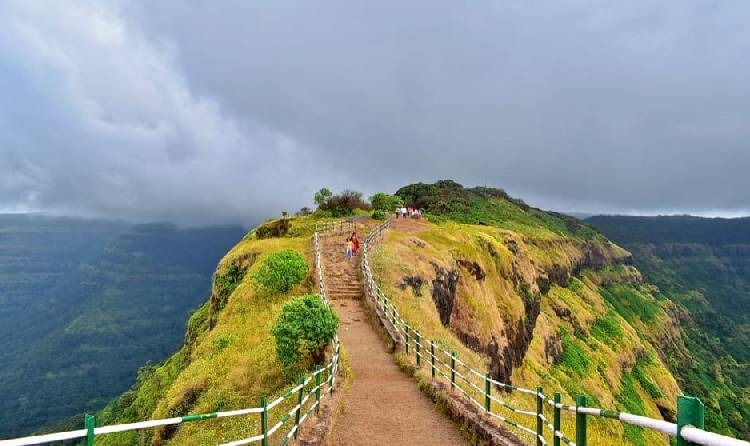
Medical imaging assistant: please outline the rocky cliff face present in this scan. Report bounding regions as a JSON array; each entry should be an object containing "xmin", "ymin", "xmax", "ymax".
[{"xmin": 424, "ymin": 234, "xmax": 632, "ymax": 385}]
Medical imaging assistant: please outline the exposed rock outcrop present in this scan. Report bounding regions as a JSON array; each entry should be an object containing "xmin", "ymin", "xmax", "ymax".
[
  {"xmin": 457, "ymin": 259, "xmax": 486, "ymax": 281},
  {"xmin": 430, "ymin": 262, "xmax": 459, "ymax": 326},
  {"xmin": 399, "ymin": 275, "xmax": 425, "ymax": 297}
]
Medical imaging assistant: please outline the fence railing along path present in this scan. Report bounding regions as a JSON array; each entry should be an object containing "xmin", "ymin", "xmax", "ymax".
[
  {"xmin": 361, "ymin": 218, "xmax": 750, "ymax": 446},
  {"xmin": 0, "ymin": 227, "xmax": 344, "ymax": 446}
]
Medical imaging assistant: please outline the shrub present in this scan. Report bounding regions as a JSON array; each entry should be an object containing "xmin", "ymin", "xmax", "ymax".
[
  {"xmin": 372, "ymin": 209, "xmax": 386, "ymax": 220},
  {"xmin": 251, "ymin": 250, "xmax": 308, "ymax": 295},
  {"xmin": 272, "ymin": 295, "xmax": 339, "ymax": 378}
]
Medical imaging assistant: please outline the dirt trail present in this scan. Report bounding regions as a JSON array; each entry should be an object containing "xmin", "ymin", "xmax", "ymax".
[{"xmin": 320, "ymin": 231, "xmax": 465, "ymax": 446}]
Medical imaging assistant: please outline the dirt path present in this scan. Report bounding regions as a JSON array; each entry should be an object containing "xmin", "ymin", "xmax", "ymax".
[{"xmin": 321, "ymin": 230, "xmax": 465, "ymax": 446}]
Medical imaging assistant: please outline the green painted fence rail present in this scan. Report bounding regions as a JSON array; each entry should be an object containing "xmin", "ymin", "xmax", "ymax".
[
  {"xmin": 361, "ymin": 218, "xmax": 750, "ymax": 446},
  {"xmin": 0, "ymin": 228, "xmax": 342, "ymax": 446}
]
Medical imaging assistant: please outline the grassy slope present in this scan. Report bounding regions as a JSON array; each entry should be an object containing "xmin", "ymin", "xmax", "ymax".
[
  {"xmin": 588, "ymin": 215, "xmax": 750, "ymax": 437},
  {"xmin": 94, "ymin": 216, "xmax": 341, "ymax": 446}
]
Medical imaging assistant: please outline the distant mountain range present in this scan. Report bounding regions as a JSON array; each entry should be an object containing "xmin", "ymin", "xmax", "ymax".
[{"xmin": 0, "ymin": 215, "xmax": 246, "ymax": 438}]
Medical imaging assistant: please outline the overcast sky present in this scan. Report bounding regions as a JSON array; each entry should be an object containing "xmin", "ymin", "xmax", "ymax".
[{"xmin": 1, "ymin": 1, "xmax": 749, "ymax": 225}]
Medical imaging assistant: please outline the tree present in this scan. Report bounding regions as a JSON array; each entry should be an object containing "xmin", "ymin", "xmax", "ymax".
[
  {"xmin": 314, "ymin": 188, "xmax": 333, "ymax": 208},
  {"xmin": 272, "ymin": 295, "xmax": 339, "ymax": 378},
  {"xmin": 369, "ymin": 192, "xmax": 403, "ymax": 212},
  {"xmin": 251, "ymin": 249, "xmax": 309, "ymax": 295}
]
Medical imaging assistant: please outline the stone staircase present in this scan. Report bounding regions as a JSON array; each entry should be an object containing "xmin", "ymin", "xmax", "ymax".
[{"xmin": 320, "ymin": 232, "xmax": 362, "ymax": 300}]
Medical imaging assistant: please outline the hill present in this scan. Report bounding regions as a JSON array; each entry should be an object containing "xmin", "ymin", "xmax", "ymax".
[
  {"xmin": 588, "ymin": 215, "xmax": 750, "ymax": 437},
  {"xmin": 0, "ymin": 215, "xmax": 245, "ymax": 438},
  {"xmin": 21, "ymin": 182, "xmax": 745, "ymax": 445},
  {"xmin": 83, "ymin": 181, "xmax": 722, "ymax": 446},
  {"xmin": 380, "ymin": 181, "xmax": 684, "ymax": 445}
]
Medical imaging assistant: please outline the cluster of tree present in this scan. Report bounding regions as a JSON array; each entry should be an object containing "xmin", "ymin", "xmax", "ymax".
[
  {"xmin": 303, "ymin": 188, "xmax": 404, "ymax": 219},
  {"xmin": 312, "ymin": 188, "xmax": 370, "ymax": 217}
]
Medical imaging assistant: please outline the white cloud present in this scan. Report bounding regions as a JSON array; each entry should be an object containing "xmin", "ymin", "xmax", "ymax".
[{"xmin": 0, "ymin": 0, "xmax": 319, "ymax": 224}]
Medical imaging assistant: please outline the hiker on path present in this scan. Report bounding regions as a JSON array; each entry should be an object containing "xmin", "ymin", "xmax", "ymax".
[
  {"xmin": 351, "ymin": 232, "xmax": 360, "ymax": 255},
  {"xmin": 346, "ymin": 237, "xmax": 353, "ymax": 260}
]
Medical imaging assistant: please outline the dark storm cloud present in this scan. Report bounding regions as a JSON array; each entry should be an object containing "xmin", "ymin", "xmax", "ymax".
[{"xmin": 1, "ymin": 0, "xmax": 749, "ymax": 223}]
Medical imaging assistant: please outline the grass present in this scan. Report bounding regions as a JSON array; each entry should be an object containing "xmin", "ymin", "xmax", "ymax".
[
  {"xmin": 590, "ymin": 310, "xmax": 625, "ymax": 347},
  {"xmin": 557, "ymin": 330, "xmax": 590, "ymax": 377}
]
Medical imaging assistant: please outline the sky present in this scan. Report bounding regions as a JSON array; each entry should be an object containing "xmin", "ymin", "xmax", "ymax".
[{"xmin": 1, "ymin": 0, "xmax": 749, "ymax": 225}]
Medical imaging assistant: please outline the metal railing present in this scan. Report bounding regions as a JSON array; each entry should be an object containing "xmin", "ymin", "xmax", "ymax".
[
  {"xmin": 1, "ymin": 228, "xmax": 342, "ymax": 446},
  {"xmin": 360, "ymin": 219, "xmax": 749, "ymax": 446}
]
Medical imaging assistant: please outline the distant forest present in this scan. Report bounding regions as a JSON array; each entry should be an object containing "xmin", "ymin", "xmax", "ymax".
[
  {"xmin": 589, "ymin": 215, "xmax": 750, "ymax": 436},
  {"xmin": 0, "ymin": 215, "xmax": 246, "ymax": 438}
]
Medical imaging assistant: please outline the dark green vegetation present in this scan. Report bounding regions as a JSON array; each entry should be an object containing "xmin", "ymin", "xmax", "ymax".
[
  {"xmin": 0, "ymin": 215, "xmax": 245, "ymax": 438},
  {"xmin": 313, "ymin": 188, "xmax": 369, "ymax": 217},
  {"xmin": 396, "ymin": 180, "xmax": 603, "ymax": 239},
  {"xmin": 589, "ymin": 215, "xmax": 750, "ymax": 437},
  {"xmin": 272, "ymin": 294, "xmax": 339, "ymax": 378},
  {"xmin": 251, "ymin": 249, "xmax": 309, "ymax": 295}
]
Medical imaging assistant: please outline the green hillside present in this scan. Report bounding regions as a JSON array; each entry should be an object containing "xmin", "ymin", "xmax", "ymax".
[
  {"xmin": 588, "ymin": 215, "xmax": 750, "ymax": 437},
  {"xmin": 0, "ymin": 216, "xmax": 245, "ymax": 438}
]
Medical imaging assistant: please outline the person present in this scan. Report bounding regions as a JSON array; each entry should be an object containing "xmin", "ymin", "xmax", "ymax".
[
  {"xmin": 351, "ymin": 232, "xmax": 360, "ymax": 255},
  {"xmin": 346, "ymin": 237, "xmax": 353, "ymax": 260},
  {"xmin": 395, "ymin": 207, "xmax": 401, "ymax": 218}
]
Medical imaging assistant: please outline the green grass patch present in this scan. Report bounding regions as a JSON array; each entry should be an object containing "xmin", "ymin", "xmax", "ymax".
[
  {"xmin": 632, "ymin": 354, "xmax": 663, "ymax": 400},
  {"xmin": 557, "ymin": 329, "xmax": 590, "ymax": 377},
  {"xmin": 601, "ymin": 284, "xmax": 660, "ymax": 325},
  {"xmin": 590, "ymin": 310, "xmax": 624, "ymax": 346},
  {"xmin": 617, "ymin": 372, "xmax": 648, "ymax": 446}
]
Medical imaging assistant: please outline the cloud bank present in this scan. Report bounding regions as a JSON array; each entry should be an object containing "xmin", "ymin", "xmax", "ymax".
[{"xmin": 1, "ymin": 0, "xmax": 749, "ymax": 224}]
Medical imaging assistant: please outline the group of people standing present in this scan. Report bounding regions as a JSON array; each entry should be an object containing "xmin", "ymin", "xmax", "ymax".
[
  {"xmin": 346, "ymin": 232, "xmax": 360, "ymax": 260},
  {"xmin": 395, "ymin": 207, "xmax": 421, "ymax": 219}
]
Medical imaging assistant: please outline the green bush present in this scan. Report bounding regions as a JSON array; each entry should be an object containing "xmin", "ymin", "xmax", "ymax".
[
  {"xmin": 251, "ymin": 250, "xmax": 309, "ymax": 295},
  {"xmin": 272, "ymin": 295, "xmax": 339, "ymax": 378},
  {"xmin": 372, "ymin": 209, "xmax": 386, "ymax": 220}
]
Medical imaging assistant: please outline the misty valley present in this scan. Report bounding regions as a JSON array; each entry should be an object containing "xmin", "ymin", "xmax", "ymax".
[{"xmin": 0, "ymin": 215, "xmax": 245, "ymax": 437}]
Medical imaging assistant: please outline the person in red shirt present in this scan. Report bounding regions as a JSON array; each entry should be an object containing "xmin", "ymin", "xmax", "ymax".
[{"xmin": 351, "ymin": 232, "xmax": 360, "ymax": 255}]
